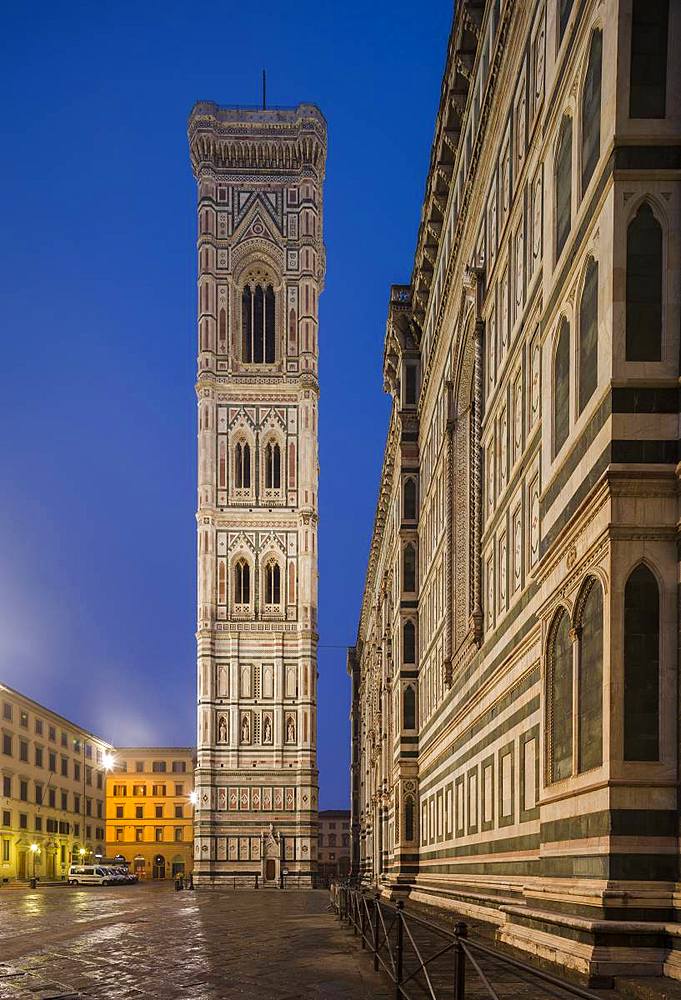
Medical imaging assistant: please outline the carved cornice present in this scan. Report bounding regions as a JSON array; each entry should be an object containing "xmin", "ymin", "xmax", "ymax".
[{"xmin": 188, "ymin": 103, "xmax": 327, "ymax": 180}]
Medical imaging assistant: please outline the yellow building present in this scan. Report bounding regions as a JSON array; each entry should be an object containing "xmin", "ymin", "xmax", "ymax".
[
  {"xmin": 0, "ymin": 683, "xmax": 113, "ymax": 882},
  {"xmin": 105, "ymin": 747, "xmax": 195, "ymax": 880}
]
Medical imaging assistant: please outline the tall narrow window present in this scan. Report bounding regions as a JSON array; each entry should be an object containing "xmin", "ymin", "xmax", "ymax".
[
  {"xmin": 242, "ymin": 286, "xmax": 252, "ymax": 362},
  {"xmin": 242, "ymin": 283, "xmax": 276, "ymax": 364},
  {"xmin": 581, "ymin": 31, "xmax": 602, "ymax": 192},
  {"xmin": 404, "ymin": 365, "xmax": 417, "ymax": 405},
  {"xmin": 404, "ymin": 479, "xmax": 417, "ymax": 520},
  {"xmin": 630, "ymin": 0, "xmax": 669, "ymax": 118},
  {"xmin": 404, "ymin": 797, "xmax": 415, "ymax": 841},
  {"xmin": 264, "ymin": 442, "xmax": 281, "ymax": 490},
  {"xmin": 235, "ymin": 560, "xmax": 250, "ymax": 605},
  {"xmin": 265, "ymin": 562, "xmax": 281, "ymax": 605},
  {"xmin": 403, "ymin": 544, "xmax": 416, "ymax": 593},
  {"xmin": 624, "ymin": 565, "xmax": 660, "ymax": 761},
  {"xmin": 559, "ymin": 0, "xmax": 574, "ymax": 43},
  {"xmin": 626, "ymin": 203, "xmax": 663, "ymax": 361},
  {"xmin": 549, "ymin": 609, "xmax": 573, "ymax": 781},
  {"xmin": 578, "ymin": 580, "xmax": 603, "ymax": 771},
  {"xmin": 403, "ymin": 686, "xmax": 416, "ymax": 730},
  {"xmin": 235, "ymin": 442, "xmax": 251, "ymax": 489},
  {"xmin": 553, "ymin": 319, "xmax": 570, "ymax": 457},
  {"xmin": 578, "ymin": 259, "xmax": 598, "ymax": 413},
  {"xmin": 555, "ymin": 117, "xmax": 572, "ymax": 261},
  {"xmin": 403, "ymin": 621, "xmax": 416, "ymax": 664}
]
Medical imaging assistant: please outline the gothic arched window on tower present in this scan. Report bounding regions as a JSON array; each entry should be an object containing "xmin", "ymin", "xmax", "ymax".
[
  {"xmin": 242, "ymin": 283, "xmax": 276, "ymax": 364},
  {"xmin": 234, "ymin": 441, "xmax": 251, "ymax": 490},
  {"xmin": 404, "ymin": 478, "xmax": 417, "ymax": 520},
  {"xmin": 403, "ymin": 543, "xmax": 416, "ymax": 593},
  {"xmin": 624, "ymin": 564, "xmax": 660, "ymax": 761},
  {"xmin": 626, "ymin": 203, "xmax": 663, "ymax": 361},
  {"xmin": 264, "ymin": 441, "xmax": 282, "ymax": 491},
  {"xmin": 578, "ymin": 258, "xmax": 598, "ymax": 413},
  {"xmin": 555, "ymin": 116, "xmax": 573, "ymax": 261},
  {"xmin": 553, "ymin": 318, "xmax": 570, "ymax": 458},
  {"xmin": 581, "ymin": 30, "xmax": 602, "ymax": 194},
  {"xmin": 235, "ymin": 559, "xmax": 250, "ymax": 606},
  {"xmin": 265, "ymin": 562, "xmax": 281, "ymax": 606}
]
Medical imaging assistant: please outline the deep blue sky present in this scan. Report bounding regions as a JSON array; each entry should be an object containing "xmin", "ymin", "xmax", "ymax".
[{"xmin": 0, "ymin": 1, "xmax": 451, "ymax": 808}]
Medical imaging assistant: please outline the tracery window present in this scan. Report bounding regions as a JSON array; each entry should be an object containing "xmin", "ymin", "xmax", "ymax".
[
  {"xmin": 404, "ymin": 478, "xmax": 417, "ymax": 521},
  {"xmin": 234, "ymin": 559, "xmax": 250, "ymax": 606},
  {"xmin": 555, "ymin": 117, "xmax": 572, "ymax": 261},
  {"xmin": 548, "ymin": 608, "xmax": 573, "ymax": 782},
  {"xmin": 578, "ymin": 259, "xmax": 598, "ymax": 413},
  {"xmin": 403, "ymin": 621, "xmax": 416, "ymax": 664},
  {"xmin": 264, "ymin": 441, "xmax": 282, "ymax": 490},
  {"xmin": 235, "ymin": 441, "xmax": 251, "ymax": 490},
  {"xmin": 403, "ymin": 686, "xmax": 416, "ymax": 730},
  {"xmin": 581, "ymin": 31, "xmax": 602, "ymax": 193},
  {"xmin": 553, "ymin": 318, "xmax": 570, "ymax": 458},
  {"xmin": 630, "ymin": 0, "xmax": 669, "ymax": 118},
  {"xmin": 403, "ymin": 543, "xmax": 416, "ymax": 593},
  {"xmin": 265, "ymin": 562, "xmax": 281, "ymax": 606},
  {"xmin": 624, "ymin": 565, "xmax": 660, "ymax": 761},
  {"xmin": 626, "ymin": 203, "xmax": 663, "ymax": 361},
  {"xmin": 242, "ymin": 283, "xmax": 275, "ymax": 364}
]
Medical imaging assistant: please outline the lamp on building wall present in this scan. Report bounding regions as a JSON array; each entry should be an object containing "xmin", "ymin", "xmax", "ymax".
[
  {"xmin": 29, "ymin": 842, "xmax": 40, "ymax": 880},
  {"xmin": 102, "ymin": 751, "xmax": 116, "ymax": 772}
]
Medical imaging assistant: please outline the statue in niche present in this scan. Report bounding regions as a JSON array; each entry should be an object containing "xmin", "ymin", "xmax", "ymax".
[
  {"xmin": 241, "ymin": 714, "xmax": 250, "ymax": 744},
  {"xmin": 218, "ymin": 715, "xmax": 228, "ymax": 743},
  {"xmin": 263, "ymin": 715, "xmax": 272, "ymax": 744},
  {"xmin": 286, "ymin": 715, "xmax": 296, "ymax": 744}
]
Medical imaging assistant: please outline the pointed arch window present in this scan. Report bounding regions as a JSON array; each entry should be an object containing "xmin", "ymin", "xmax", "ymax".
[
  {"xmin": 403, "ymin": 543, "xmax": 416, "ymax": 593},
  {"xmin": 235, "ymin": 560, "xmax": 250, "ymax": 605},
  {"xmin": 630, "ymin": 0, "xmax": 669, "ymax": 119},
  {"xmin": 265, "ymin": 562, "xmax": 281, "ymax": 606},
  {"xmin": 555, "ymin": 117, "xmax": 572, "ymax": 261},
  {"xmin": 264, "ymin": 442, "xmax": 282, "ymax": 490},
  {"xmin": 624, "ymin": 565, "xmax": 660, "ymax": 761},
  {"xmin": 578, "ymin": 580, "xmax": 603, "ymax": 771},
  {"xmin": 403, "ymin": 621, "xmax": 416, "ymax": 664},
  {"xmin": 578, "ymin": 259, "xmax": 598, "ymax": 413},
  {"xmin": 242, "ymin": 283, "xmax": 276, "ymax": 364},
  {"xmin": 626, "ymin": 203, "xmax": 663, "ymax": 361},
  {"xmin": 548, "ymin": 609, "xmax": 573, "ymax": 782},
  {"xmin": 403, "ymin": 686, "xmax": 416, "ymax": 730},
  {"xmin": 581, "ymin": 31, "xmax": 602, "ymax": 193},
  {"xmin": 404, "ymin": 797, "xmax": 415, "ymax": 842},
  {"xmin": 553, "ymin": 319, "xmax": 570, "ymax": 458},
  {"xmin": 404, "ymin": 478, "xmax": 417, "ymax": 521},
  {"xmin": 235, "ymin": 442, "xmax": 251, "ymax": 489}
]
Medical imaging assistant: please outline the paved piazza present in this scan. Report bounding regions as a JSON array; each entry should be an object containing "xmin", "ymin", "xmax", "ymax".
[{"xmin": 0, "ymin": 886, "xmax": 387, "ymax": 999}]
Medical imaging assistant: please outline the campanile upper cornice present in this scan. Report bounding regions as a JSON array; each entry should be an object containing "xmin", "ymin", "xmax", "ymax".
[{"xmin": 188, "ymin": 102, "xmax": 327, "ymax": 180}]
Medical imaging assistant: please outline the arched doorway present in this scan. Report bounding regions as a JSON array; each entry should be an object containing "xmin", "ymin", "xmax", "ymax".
[
  {"xmin": 265, "ymin": 859, "xmax": 276, "ymax": 882},
  {"xmin": 152, "ymin": 854, "xmax": 166, "ymax": 879}
]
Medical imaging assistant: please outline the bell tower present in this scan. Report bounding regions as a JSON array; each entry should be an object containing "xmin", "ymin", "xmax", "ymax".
[{"xmin": 188, "ymin": 102, "xmax": 326, "ymax": 885}]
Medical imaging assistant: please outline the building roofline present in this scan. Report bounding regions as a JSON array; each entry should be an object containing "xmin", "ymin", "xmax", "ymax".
[
  {"xmin": 0, "ymin": 681, "xmax": 114, "ymax": 749},
  {"xmin": 112, "ymin": 747, "xmax": 196, "ymax": 754}
]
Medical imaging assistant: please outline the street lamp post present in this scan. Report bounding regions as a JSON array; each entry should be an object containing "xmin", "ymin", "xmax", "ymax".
[{"xmin": 29, "ymin": 842, "xmax": 39, "ymax": 887}]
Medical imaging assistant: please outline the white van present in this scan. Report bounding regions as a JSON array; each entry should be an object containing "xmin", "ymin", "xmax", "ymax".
[{"xmin": 68, "ymin": 865, "xmax": 114, "ymax": 886}]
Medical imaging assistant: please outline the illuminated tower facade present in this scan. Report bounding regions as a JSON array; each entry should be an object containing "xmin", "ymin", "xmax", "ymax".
[{"xmin": 188, "ymin": 102, "xmax": 326, "ymax": 884}]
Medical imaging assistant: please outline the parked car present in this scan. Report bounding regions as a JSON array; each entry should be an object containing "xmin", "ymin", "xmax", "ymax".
[{"xmin": 67, "ymin": 865, "xmax": 115, "ymax": 886}]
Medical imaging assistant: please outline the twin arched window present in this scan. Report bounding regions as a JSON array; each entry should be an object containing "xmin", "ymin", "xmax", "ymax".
[
  {"xmin": 235, "ymin": 442, "xmax": 251, "ymax": 490},
  {"xmin": 548, "ymin": 578, "xmax": 603, "ymax": 782},
  {"xmin": 626, "ymin": 203, "xmax": 663, "ymax": 362},
  {"xmin": 242, "ymin": 284, "xmax": 275, "ymax": 364},
  {"xmin": 265, "ymin": 562, "xmax": 281, "ymax": 606},
  {"xmin": 264, "ymin": 442, "xmax": 282, "ymax": 490},
  {"xmin": 235, "ymin": 560, "xmax": 250, "ymax": 605}
]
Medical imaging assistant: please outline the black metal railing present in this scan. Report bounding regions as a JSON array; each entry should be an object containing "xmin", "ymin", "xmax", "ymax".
[{"xmin": 330, "ymin": 883, "xmax": 603, "ymax": 1000}]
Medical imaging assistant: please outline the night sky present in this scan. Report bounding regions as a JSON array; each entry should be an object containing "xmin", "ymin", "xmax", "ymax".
[{"xmin": 0, "ymin": 0, "xmax": 451, "ymax": 808}]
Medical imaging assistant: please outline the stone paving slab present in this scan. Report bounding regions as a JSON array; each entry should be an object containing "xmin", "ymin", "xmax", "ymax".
[{"xmin": 0, "ymin": 886, "xmax": 389, "ymax": 999}]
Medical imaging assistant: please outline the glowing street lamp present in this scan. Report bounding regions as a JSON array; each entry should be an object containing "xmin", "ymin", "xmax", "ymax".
[
  {"xmin": 79, "ymin": 847, "xmax": 87, "ymax": 863},
  {"xmin": 102, "ymin": 751, "xmax": 116, "ymax": 772},
  {"xmin": 29, "ymin": 842, "xmax": 40, "ymax": 880}
]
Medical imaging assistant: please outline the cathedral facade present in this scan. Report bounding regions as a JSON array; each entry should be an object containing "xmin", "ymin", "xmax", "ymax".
[
  {"xmin": 188, "ymin": 103, "xmax": 325, "ymax": 884},
  {"xmin": 350, "ymin": 0, "xmax": 681, "ymax": 981}
]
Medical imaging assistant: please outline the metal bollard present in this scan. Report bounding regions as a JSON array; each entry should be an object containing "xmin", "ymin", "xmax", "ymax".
[
  {"xmin": 395, "ymin": 901, "xmax": 404, "ymax": 1000},
  {"xmin": 453, "ymin": 921, "xmax": 467, "ymax": 1000}
]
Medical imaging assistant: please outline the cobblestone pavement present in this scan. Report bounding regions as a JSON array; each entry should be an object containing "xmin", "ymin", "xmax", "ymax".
[{"xmin": 0, "ymin": 885, "xmax": 389, "ymax": 999}]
